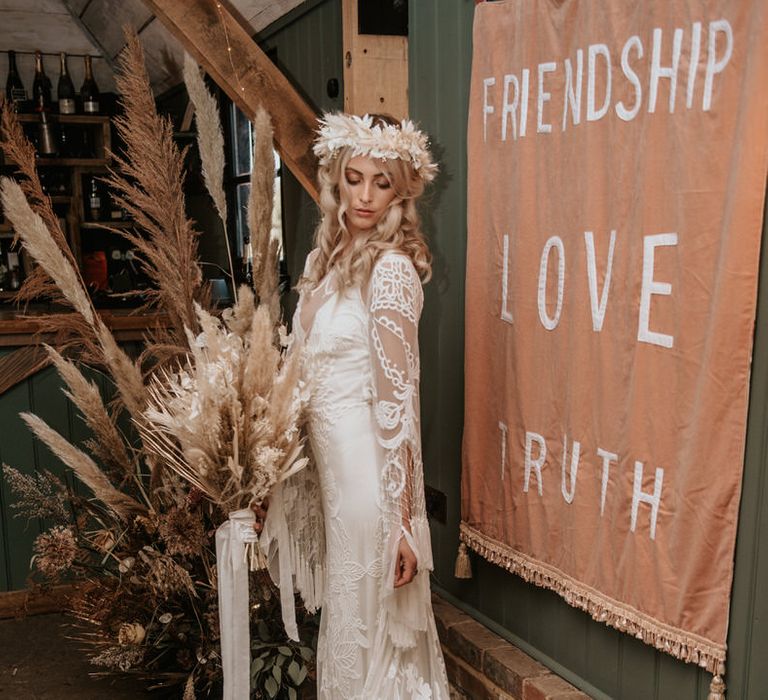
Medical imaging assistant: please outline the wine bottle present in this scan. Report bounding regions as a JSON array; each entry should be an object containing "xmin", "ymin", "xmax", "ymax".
[
  {"xmin": 5, "ymin": 51, "xmax": 27, "ymax": 109},
  {"xmin": 80, "ymin": 56, "xmax": 100, "ymax": 114},
  {"xmin": 88, "ymin": 176, "xmax": 102, "ymax": 221},
  {"xmin": 57, "ymin": 52, "xmax": 76, "ymax": 115},
  {"xmin": 242, "ymin": 236, "xmax": 253, "ymax": 286},
  {"xmin": 38, "ymin": 110, "xmax": 58, "ymax": 156},
  {"xmin": 32, "ymin": 50, "xmax": 52, "ymax": 112}
]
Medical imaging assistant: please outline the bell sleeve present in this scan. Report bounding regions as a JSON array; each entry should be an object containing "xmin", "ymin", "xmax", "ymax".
[{"xmin": 367, "ymin": 253, "xmax": 434, "ymax": 648}]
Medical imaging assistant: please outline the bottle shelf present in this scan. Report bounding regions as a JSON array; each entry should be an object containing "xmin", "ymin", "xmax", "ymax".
[
  {"xmin": 14, "ymin": 114, "xmax": 109, "ymax": 125},
  {"xmin": 1, "ymin": 113, "xmax": 111, "ymax": 166},
  {"xmin": 80, "ymin": 221, "xmax": 133, "ymax": 229},
  {"xmin": 35, "ymin": 158, "xmax": 109, "ymax": 167}
]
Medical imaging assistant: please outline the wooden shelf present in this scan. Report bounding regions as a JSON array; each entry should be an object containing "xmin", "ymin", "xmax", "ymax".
[
  {"xmin": 80, "ymin": 221, "xmax": 134, "ymax": 229},
  {"xmin": 36, "ymin": 157, "xmax": 109, "ymax": 167},
  {"xmin": 15, "ymin": 113, "xmax": 109, "ymax": 125}
]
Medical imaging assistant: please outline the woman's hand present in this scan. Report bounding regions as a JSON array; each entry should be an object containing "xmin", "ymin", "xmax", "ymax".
[
  {"xmin": 251, "ymin": 498, "xmax": 269, "ymax": 534},
  {"xmin": 393, "ymin": 536, "xmax": 418, "ymax": 588}
]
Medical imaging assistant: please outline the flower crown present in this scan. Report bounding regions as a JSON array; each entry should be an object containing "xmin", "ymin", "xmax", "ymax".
[{"xmin": 313, "ymin": 112, "xmax": 438, "ymax": 182}]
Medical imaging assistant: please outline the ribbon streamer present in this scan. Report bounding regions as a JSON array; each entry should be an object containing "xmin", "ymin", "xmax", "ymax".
[
  {"xmin": 260, "ymin": 481, "xmax": 300, "ymax": 642},
  {"xmin": 215, "ymin": 508, "xmax": 260, "ymax": 700}
]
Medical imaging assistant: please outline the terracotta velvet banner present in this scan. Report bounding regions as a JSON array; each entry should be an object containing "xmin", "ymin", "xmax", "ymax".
[{"xmin": 461, "ymin": 0, "xmax": 768, "ymax": 671}]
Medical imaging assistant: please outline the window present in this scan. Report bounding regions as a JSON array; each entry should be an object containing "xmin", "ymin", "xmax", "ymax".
[{"xmin": 226, "ymin": 103, "xmax": 284, "ymax": 267}]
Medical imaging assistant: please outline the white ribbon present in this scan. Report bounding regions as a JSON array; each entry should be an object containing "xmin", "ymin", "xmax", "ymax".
[
  {"xmin": 215, "ymin": 508, "xmax": 260, "ymax": 700},
  {"xmin": 259, "ymin": 481, "xmax": 300, "ymax": 642}
]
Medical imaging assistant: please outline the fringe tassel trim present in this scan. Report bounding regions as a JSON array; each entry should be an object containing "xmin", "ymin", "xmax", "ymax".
[
  {"xmin": 460, "ymin": 521, "xmax": 726, "ymax": 675},
  {"xmin": 288, "ymin": 533, "xmax": 325, "ymax": 614},
  {"xmin": 454, "ymin": 542, "xmax": 473, "ymax": 579}
]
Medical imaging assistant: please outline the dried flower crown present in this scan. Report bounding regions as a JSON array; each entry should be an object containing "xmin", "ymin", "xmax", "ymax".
[{"xmin": 313, "ymin": 112, "xmax": 438, "ymax": 182}]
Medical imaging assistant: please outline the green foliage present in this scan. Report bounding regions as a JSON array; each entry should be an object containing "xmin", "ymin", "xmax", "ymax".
[{"xmin": 249, "ymin": 588, "xmax": 318, "ymax": 699}]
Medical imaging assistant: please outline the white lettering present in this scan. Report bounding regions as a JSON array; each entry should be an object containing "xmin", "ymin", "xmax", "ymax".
[
  {"xmin": 686, "ymin": 22, "xmax": 702, "ymax": 109},
  {"xmin": 638, "ymin": 233, "xmax": 677, "ymax": 348},
  {"xmin": 524, "ymin": 431, "xmax": 546, "ymax": 496},
  {"xmin": 562, "ymin": 50, "xmax": 583, "ymax": 130},
  {"xmin": 561, "ymin": 435, "xmax": 581, "ymax": 504},
  {"xmin": 584, "ymin": 229, "xmax": 616, "ymax": 332},
  {"xmin": 537, "ymin": 236, "xmax": 565, "ymax": 331},
  {"xmin": 597, "ymin": 448, "xmax": 618, "ymax": 516},
  {"xmin": 502, "ymin": 74, "xmax": 519, "ymax": 142},
  {"xmin": 537, "ymin": 62, "xmax": 557, "ymax": 133},
  {"xmin": 616, "ymin": 36, "xmax": 643, "ymax": 121},
  {"xmin": 499, "ymin": 421, "xmax": 508, "ymax": 482},
  {"xmin": 520, "ymin": 69, "xmax": 530, "ymax": 137},
  {"xmin": 587, "ymin": 44, "xmax": 611, "ymax": 121},
  {"xmin": 501, "ymin": 234, "xmax": 514, "ymax": 324},
  {"xmin": 703, "ymin": 19, "xmax": 733, "ymax": 111},
  {"xmin": 649, "ymin": 27, "xmax": 683, "ymax": 113},
  {"xmin": 631, "ymin": 462, "xmax": 664, "ymax": 540},
  {"xmin": 483, "ymin": 77, "xmax": 496, "ymax": 142}
]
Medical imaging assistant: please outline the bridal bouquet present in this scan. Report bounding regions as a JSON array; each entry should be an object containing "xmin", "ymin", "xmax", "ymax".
[{"xmin": 0, "ymin": 28, "xmax": 315, "ymax": 700}]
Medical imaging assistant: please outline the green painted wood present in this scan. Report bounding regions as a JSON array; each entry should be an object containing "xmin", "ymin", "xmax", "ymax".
[
  {"xmin": 408, "ymin": 1, "xmax": 768, "ymax": 698},
  {"xmin": 0, "ymin": 374, "xmax": 42, "ymax": 590},
  {"xmin": 255, "ymin": 0, "xmax": 344, "ymax": 303}
]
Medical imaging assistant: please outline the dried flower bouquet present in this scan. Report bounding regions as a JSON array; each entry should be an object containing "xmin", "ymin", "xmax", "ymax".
[{"xmin": 0, "ymin": 28, "xmax": 315, "ymax": 699}]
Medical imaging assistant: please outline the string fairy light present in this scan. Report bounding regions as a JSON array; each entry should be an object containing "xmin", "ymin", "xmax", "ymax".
[{"xmin": 213, "ymin": 0, "xmax": 248, "ymax": 97}]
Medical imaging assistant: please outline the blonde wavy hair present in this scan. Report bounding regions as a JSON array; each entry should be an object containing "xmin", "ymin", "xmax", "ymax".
[{"xmin": 298, "ymin": 115, "xmax": 432, "ymax": 292}]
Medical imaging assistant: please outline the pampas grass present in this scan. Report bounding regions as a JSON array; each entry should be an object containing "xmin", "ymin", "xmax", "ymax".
[
  {"xmin": 46, "ymin": 346, "xmax": 134, "ymax": 479},
  {"xmin": 183, "ymin": 52, "xmax": 237, "ymax": 304},
  {"xmin": 0, "ymin": 24, "xmax": 314, "ymax": 699},
  {"xmin": 20, "ymin": 412, "xmax": 144, "ymax": 521},
  {"xmin": 248, "ymin": 108, "xmax": 280, "ymax": 321},
  {"xmin": 140, "ymin": 300, "xmax": 306, "ymax": 514},
  {"xmin": 105, "ymin": 30, "xmax": 204, "ymax": 340},
  {"xmin": 0, "ymin": 177, "xmax": 94, "ymax": 323}
]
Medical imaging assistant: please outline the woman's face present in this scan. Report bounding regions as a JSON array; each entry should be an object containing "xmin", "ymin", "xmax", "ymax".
[{"xmin": 341, "ymin": 156, "xmax": 398, "ymax": 235}]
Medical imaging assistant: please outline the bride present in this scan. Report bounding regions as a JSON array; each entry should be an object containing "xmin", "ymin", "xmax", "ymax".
[{"xmin": 259, "ymin": 112, "xmax": 449, "ymax": 699}]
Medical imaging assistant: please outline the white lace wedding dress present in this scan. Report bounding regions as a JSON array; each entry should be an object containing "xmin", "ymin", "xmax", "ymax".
[{"xmin": 263, "ymin": 250, "xmax": 449, "ymax": 699}]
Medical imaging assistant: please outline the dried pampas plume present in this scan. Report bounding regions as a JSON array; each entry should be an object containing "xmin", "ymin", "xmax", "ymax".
[
  {"xmin": 106, "ymin": 29, "xmax": 204, "ymax": 339},
  {"xmin": 0, "ymin": 177, "xmax": 94, "ymax": 324},
  {"xmin": 20, "ymin": 412, "xmax": 145, "ymax": 521},
  {"xmin": 45, "ymin": 346, "xmax": 134, "ymax": 478},
  {"xmin": 183, "ymin": 52, "xmax": 236, "ymax": 304},
  {"xmin": 248, "ymin": 108, "xmax": 279, "ymax": 320}
]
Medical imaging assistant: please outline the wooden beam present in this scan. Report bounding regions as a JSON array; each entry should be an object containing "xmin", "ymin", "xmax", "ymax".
[
  {"xmin": 141, "ymin": 0, "xmax": 319, "ymax": 201},
  {"xmin": 0, "ymin": 345, "xmax": 50, "ymax": 397}
]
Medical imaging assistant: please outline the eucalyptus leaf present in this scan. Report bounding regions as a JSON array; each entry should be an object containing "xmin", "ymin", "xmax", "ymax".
[
  {"xmin": 265, "ymin": 676, "xmax": 278, "ymax": 698},
  {"xmin": 295, "ymin": 665, "xmax": 307, "ymax": 685},
  {"xmin": 272, "ymin": 664, "xmax": 282, "ymax": 684},
  {"xmin": 288, "ymin": 688, "xmax": 297, "ymax": 700}
]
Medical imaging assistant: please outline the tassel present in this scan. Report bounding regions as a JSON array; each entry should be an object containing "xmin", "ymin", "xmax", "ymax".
[
  {"xmin": 707, "ymin": 664, "xmax": 726, "ymax": 700},
  {"xmin": 454, "ymin": 542, "xmax": 472, "ymax": 579}
]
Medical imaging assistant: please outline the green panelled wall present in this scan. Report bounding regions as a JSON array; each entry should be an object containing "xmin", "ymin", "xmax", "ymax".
[
  {"xmin": 409, "ymin": 2, "xmax": 768, "ymax": 699},
  {"xmin": 0, "ymin": 351, "xmax": 113, "ymax": 591}
]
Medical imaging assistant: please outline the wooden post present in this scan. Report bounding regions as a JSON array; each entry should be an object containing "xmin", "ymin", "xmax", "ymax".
[
  {"xmin": 342, "ymin": 0, "xmax": 409, "ymax": 119},
  {"xmin": 141, "ymin": 0, "xmax": 319, "ymax": 201}
]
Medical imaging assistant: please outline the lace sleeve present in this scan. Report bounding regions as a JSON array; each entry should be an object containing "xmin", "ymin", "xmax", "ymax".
[{"xmin": 367, "ymin": 253, "xmax": 434, "ymax": 647}]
